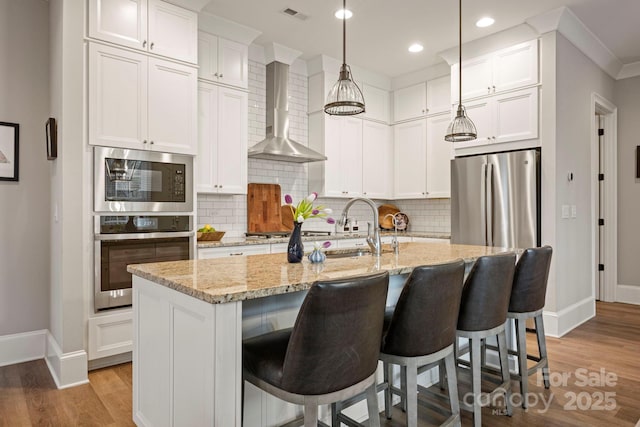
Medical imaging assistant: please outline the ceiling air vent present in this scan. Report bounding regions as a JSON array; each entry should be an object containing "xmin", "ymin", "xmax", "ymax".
[{"xmin": 281, "ymin": 7, "xmax": 308, "ymax": 20}]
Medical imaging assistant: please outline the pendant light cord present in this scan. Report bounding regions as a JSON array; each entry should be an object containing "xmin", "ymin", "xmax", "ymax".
[
  {"xmin": 458, "ymin": 0, "xmax": 462, "ymax": 108},
  {"xmin": 342, "ymin": 0, "xmax": 347, "ymax": 66}
]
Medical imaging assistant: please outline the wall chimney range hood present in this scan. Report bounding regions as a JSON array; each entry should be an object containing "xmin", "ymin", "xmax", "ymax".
[{"xmin": 248, "ymin": 61, "xmax": 326, "ymax": 163}]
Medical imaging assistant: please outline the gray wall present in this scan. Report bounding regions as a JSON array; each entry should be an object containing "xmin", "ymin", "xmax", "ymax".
[
  {"xmin": 614, "ymin": 75, "xmax": 640, "ymax": 287},
  {"xmin": 0, "ymin": 0, "xmax": 50, "ymax": 335}
]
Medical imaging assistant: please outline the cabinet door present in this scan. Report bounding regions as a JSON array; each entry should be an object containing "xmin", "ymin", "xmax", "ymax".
[
  {"xmin": 453, "ymin": 97, "xmax": 493, "ymax": 150},
  {"xmin": 451, "ymin": 54, "xmax": 493, "ymax": 101},
  {"xmin": 89, "ymin": 43, "xmax": 148, "ymax": 150},
  {"xmin": 322, "ymin": 116, "xmax": 344, "ymax": 198},
  {"xmin": 198, "ymin": 31, "xmax": 219, "ymax": 82},
  {"xmin": 148, "ymin": 58, "xmax": 197, "ymax": 154},
  {"xmin": 362, "ymin": 121, "xmax": 392, "ymax": 199},
  {"xmin": 393, "ymin": 120, "xmax": 426, "ymax": 199},
  {"xmin": 218, "ymin": 38, "xmax": 249, "ymax": 89},
  {"xmin": 426, "ymin": 75, "xmax": 452, "ymax": 115},
  {"xmin": 492, "ymin": 40, "xmax": 538, "ymax": 93},
  {"xmin": 216, "ymin": 87, "xmax": 248, "ymax": 194},
  {"xmin": 393, "ymin": 83, "xmax": 427, "ymax": 123},
  {"xmin": 341, "ymin": 117, "xmax": 363, "ymax": 197},
  {"xmin": 88, "ymin": 0, "xmax": 148, "ymax": 51},
  {"xmin": 361, "ymin": 84, "xmax": 389, "ymax": 123},
  {"xmin": 426, "ymin": 114, "xmax": 453, "ymax": 198},
  {"xmin": 197, "ymin": 82, "xmax": 218, "ymax": 193},
  {"xmin": 148, "ymin": 0, "xmax": 197, "ymax": 63},
  {"xmin": 493, "ymin": 87, "xmax": 538, "ymax": 144}
]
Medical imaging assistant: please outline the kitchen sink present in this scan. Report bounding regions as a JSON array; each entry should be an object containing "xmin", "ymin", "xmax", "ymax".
[{"xmin": 324, "ymin": 248, "xmax": 393, "ymax": 259}]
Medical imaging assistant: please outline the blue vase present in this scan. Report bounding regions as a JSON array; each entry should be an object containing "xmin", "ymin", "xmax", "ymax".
[
  {"xmin": 287, "ymin": 222, "xmax": 304, "ymax": 263},
  {"xmin": 308, "ymin": 248, "xmax": 326, "ymax": 264}
]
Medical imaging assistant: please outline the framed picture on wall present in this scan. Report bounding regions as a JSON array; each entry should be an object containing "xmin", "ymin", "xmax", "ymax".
[{"xmin": 0, "ymin": 121, "xmax": 19, "ymax": 181}]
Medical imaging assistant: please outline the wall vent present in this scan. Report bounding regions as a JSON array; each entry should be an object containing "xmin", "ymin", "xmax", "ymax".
[{"xmin": 281, "ymin": 8, "xmax": 308, "ymax": 20}]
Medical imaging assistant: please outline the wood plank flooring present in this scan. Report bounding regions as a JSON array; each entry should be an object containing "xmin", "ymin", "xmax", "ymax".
[{"xmin": 1, "ymin": 301, "xmax": 639, "ymax": 426}]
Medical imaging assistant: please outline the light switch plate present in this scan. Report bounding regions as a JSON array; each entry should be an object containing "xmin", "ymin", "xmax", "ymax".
[
  {"xmin": 561, "ymin": 205, "xmax": 570, "ymax": 219},
  {"xmin": 571, "ymin": 205, "xmax": 577, "ymax": 218}
]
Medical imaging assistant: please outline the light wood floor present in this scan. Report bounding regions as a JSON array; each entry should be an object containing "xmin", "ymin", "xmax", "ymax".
[{"xmin": 1, "ymin": 301, "xmax": 639, "ymax": 426}]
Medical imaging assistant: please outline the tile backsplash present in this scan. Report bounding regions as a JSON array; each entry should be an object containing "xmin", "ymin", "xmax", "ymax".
[{"xmin": 196, "ymin": 59, "xmax": 451, "ymax": 238}]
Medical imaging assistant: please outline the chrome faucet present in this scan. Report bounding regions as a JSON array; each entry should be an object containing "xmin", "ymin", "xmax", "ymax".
[{"xmin": 339, "ymin": 197, "xmax": 382, "ymax": 256}]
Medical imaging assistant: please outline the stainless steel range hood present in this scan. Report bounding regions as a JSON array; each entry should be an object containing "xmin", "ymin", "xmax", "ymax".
[{"xmin": 248, "ymin": 61, "xmax": 326, "ymax": 163}]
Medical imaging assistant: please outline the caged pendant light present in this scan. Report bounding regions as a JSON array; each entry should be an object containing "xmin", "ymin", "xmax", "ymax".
[
  {"xmin": 324, "ymin": 0, "xmax": 365, "ymax": 116},
  {"xmin": 445, "ymin": 0, "xmax": 477, "ymax": 142}
]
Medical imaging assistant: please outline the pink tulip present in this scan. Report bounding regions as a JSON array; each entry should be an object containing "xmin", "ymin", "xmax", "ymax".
[
  {"xmin": 284, "ymin": 194, "xmax": 293, "ymax": 204},
  {"xmin": 322, "ymin": 241, "xmax": 332, "ymax": 249},
  {"xmin": 312, "ymin": 209, "xmax": 320, "ymax": 215},
  {"xmin": 326, "ymin": 217, "xmax": 335, "ymax": 224}
]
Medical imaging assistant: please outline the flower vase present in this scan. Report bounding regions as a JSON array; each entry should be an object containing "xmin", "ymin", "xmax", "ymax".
[
  {"xmin": 308, "ymin": 249, "xmax": 326, "ymax": 264},
  {"xmin": 287, "ymin": 222, "xmax": 304, "ymax": 263}
]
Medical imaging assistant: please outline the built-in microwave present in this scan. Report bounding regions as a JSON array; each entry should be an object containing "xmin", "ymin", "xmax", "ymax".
[{"xmin": 94, "ymin": 146, "xmax": 193, "ymax": 213}]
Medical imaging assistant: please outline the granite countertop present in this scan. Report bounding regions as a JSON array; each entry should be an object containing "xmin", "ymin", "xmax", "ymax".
[
  {"xmin": 197, "ymin": 231, "xmax": 451, "ymax": 248},
  {"xmin": 128, "ymin": 242, "xmax": 514, "ymax": 305}
]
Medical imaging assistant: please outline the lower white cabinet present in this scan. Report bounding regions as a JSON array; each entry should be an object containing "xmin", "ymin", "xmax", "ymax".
[
  {"xmin": 88, "ymin": 310, "xmax": 133, "ymax": 360},
  {"xmin": 198, "ymin": 245, "xmax": 270, "ymax": 259},
  {"xmin": 197, "ymin": 81, "xmax": 248, "ymax": 194},
  {"xmin": 362, "ymin": 121, "xmax": 393, "ymax": 199},
  {"xmin": 394, "ymin": 119, "xmax": 427, "ymax": 199}
]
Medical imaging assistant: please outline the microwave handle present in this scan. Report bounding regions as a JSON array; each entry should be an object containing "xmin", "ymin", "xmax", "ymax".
[{"xmin": 95, "ymin": 231, "xmax": 194, "ymax": 241}]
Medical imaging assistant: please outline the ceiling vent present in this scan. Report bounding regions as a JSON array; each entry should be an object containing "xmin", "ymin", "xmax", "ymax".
[{"xmin": 281, "ymin": 8, "xmax": 308, "ymax": 20}]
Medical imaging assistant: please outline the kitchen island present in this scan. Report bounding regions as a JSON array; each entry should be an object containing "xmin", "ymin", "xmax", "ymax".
[{"xmin": 128, "ymin": 241, "xmax": 513, "ymax": 427}]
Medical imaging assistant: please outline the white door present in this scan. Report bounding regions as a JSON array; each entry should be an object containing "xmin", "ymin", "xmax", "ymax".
[
  {"xmin": 393, "ymin": 83, "xmax": 427, "ymax": 123},
  {"xmin": 148, "ymin": 58, "xmax": 197, "ymax": 154},
  {"xmin": 323, "ymin": 116, "xmax": 346, "ymax": 198},
  {"xmin": 148, "ymin": 0, "xmax": 197, "ymax": 63},
  {"xmin": 216, "ymin": 87, "xmax": 248, "ymax": 194},
  {"xmin": 218, "ymin": 38, "xmax": 249, "ymax": 89},
  {"xmin": 197, "ymin": 31, "xmax": 219, "ymax": 82},
  {"xmin": 197, "ymin": 82, "xmax": 218, "ymax": 193},
  {"xmin": 492, "ymin": 40, "xmax": 538, "ymax": 93},
  {"xmin": 361, "ymin": 84, "xmax": 389, "ymax": 123},
  {"xmin": 426, "ymin": 75, "xmax": 452, "ymax": 116},
  {"xmin": 426, "ymin": 114, "xmax": 453, "ymax": 198},
  {"xmin": 342, "ymin": 117, "xmax": 363, "ymax": 197},
  {"xmin": 394, "ymin": 120, "xmax": 427, "ymax": 199},
  {"xmin": 89, "ymin": 43, "xmax": 148, "ymax": 150},
  {"xmin": 493, "ymin": 87, "xmax": 538, "ymax": 144},
  {"xmin": 452, "ymin": 54, "xmax": 492, "ymax": 101},
  {"xmin": 362, "ymin": 121, "xmax": 392, "ymax": 199},
  {"xmin": 452, "ymin": 97, "xmax": 493, "ymax": 150},
  {"xmin": 88, "ymin": 0, "xmax": 148, "ymax": 51}
]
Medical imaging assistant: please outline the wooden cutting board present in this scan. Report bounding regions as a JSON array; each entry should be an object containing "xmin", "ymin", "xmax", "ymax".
[
  {"xmin": 247, "ymin": 183, "xmax": 290, "ymax": 232},
  {"xmin": 281, "ymin": 205, "xmax": 294, "ymax": 230}
]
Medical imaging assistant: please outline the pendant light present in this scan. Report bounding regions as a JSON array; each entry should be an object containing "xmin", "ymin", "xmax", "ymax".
[
  {"xmin": 445, "ymin": 0, "xmax": 477, "ymax": 142},
  {"xmin": 324, "ymin": 0, "xmax": 365, "ymax": 116}
]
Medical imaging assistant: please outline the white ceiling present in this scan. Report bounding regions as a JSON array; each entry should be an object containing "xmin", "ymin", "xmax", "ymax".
[{"xmin": 202, "ymin": 0, "xmax": 640, "ymax": 78}]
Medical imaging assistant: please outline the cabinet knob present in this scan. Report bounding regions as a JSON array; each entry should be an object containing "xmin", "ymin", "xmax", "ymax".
[
  {"xmin": 492, "ymin": 85, "xmax": 496, "ymax": 92},
  {"xmin": 229, "ymin": 252, "xmax": 243, "ymax": 256},
  {"xmin": 150, "ymin": 140, "xmax": 154, "ymax": 145},
  {"xmin": 492, "ymin": 136, "xmax": 496, "ymax": 140},
  {"xmin": 143, "ymin": 139, "xmax": 148, "ymax": 144},
  {"xmin": 219, "ymin": 185, "xmax": 223, "ymax": 188},
  {"xmin": 150, "ymin": 42, "xmax": 154, "ymax": 50},
  {"xmin": 214, "ymin": 184, "xmax": 218, "ymax": 188},
  {"xmin": 219, "ymin": 73, "xmax": 224, "ymax": 78},
  {"xmin": 142, "ymin": 40, "xmax": 147, "ymax": 48},
  {"xmin": 214, "ymin": 72, "xmax": 219, "ymax": 77},
  {"xmin": 487, "ymin": 137, "xmax": 491, "ymax": 141}
]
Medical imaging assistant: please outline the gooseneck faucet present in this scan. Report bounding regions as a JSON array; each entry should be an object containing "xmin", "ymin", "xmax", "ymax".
[{"xmin": 339, "ymin": 197, "xmax": 382, "ymax": 256}]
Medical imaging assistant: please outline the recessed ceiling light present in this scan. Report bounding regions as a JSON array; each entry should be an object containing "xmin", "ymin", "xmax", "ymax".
[
  {"xmin": 476, "ymin": 17, "xmax": 495, "ymax": 28},
  {"xmin": 408, "ymin": 43, "xmax": 424, "ymax": 53},
  {"xmin": 335, "ymin": 8, "xmax": 353, "ymax": 19}
]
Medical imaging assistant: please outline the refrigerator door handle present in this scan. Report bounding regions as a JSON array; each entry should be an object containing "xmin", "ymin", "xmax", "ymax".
[
  {"xmin": 480, "ymin": 163, "xmax": 487, "ymax": 246},
  {"xmin": 486, "ymin": 163, "xmax": 493, "ymax": 246}
]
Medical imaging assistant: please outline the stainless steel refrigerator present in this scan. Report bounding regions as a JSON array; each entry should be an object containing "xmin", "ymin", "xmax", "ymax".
[{"xmin": 451, "ymin": 148, "xmax": 540, "ymax": 248}]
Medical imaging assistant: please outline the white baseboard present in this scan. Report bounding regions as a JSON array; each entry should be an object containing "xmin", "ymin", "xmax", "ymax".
[
  {"xmin": 543, "ymin": 296, "xmax": 595, "ymax": 338},
  {"xmin": 616, "ymin": 284, "xmax": 640, "ymax": 305},
  {"xmin": 45, "ymin": 331, "xmax": 89, "ymax": 389},
  {"xmin": 0, "ymin": 329, "xmax": 47, "ymax": 367}
]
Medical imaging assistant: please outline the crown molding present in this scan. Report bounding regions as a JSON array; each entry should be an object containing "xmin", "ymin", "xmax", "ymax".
[
  {"xmin": 165, "ymin": 0, "xmax": 209, "ymax": 12},
  {"xmin": 617, "ymin": 61, "xmax": 640, "ymax": 80},
  {"xmin": 198, "ymin": 12, "xmax": 261, "ymax": 45}
]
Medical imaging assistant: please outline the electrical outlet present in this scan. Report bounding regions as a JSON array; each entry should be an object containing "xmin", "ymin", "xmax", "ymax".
[
  {"xmin": 571, "ymin": 205, "xmax": 577, "ymax": 218},
  {"xmin": 561, "ymin": 205, "xmax": 570, "ymax": 219}
]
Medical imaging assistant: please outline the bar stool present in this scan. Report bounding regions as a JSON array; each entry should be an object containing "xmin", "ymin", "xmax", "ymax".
[
  {"xmin": 333, "ymin": 260, "xmax": 466, "ymax": 427},
  {"xmin": 508, "ymin": 246, "xmax": 553, "ymax": 407},
  {"xmin": 242, "ymin": 271, "xmax": 389, "ymax": 427},
  {"xmin": 456, "ymin": 253, "xmax": 516, "ymax": 427}
]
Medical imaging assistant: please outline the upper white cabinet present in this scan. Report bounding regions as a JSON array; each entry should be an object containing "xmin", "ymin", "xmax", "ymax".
[
  {"xmin": 88, "ymin": 0, "xmax": 198, "ymax": 64},
  {"xmin": 426, "ymin": 75, "xmax": 452, "ymax": 115},
  {"xmin": 453, "ymin": 87, "xmax": 538, "ymax": 150},
  {"xmin": 426, "ymin": 114, "xmax": 453, "ymax": 198},
  {"xmin": 393, "ymin": 82, "xmax": 427, "ymax": 123},
  {"xmin": 197, "ymin": 81, "xmax": 248, "ymax": 194},
  {"xmin": 308, "ymin": 113, "xmax": 363, "ymax": 198},
  {"xmin": 362, "ymin": 121, "xmax": 393, "ymax": 199},
  {"xmin": 451, "ymin": 40, "xmax": 538, "ymax": 101},
  {"xmin": 89, "ymin": 43, "xmax": 197, "ymax": 155},
  {"xmin": 198, "ymin": 31, "xmax": 249, "ymax": 89},
  {"xmin": 361, "ymin": 84, "xmax": 390, "ymax": 123},
  {"xmin": 393, "ymin": 120, "xmax": 427, "ymax": 199}
]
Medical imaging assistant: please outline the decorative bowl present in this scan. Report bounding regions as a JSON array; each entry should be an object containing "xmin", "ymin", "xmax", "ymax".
[{"xmin": 197, "ymin": 231, "xmax": 225, "ymax": 241}]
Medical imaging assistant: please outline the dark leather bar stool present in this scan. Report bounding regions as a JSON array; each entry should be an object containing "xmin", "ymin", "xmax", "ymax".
[
  {"xmin": 242, "ymin": 271, "xmax": 389, "ymax": 427},
  {"xmin": 508, "ymin": 246, "xmax": 553, "ymax": 407},
  {"xmin": 456, "ymin": 253, "xmax": 516, "ymax": 427},
  {"xmin": 333, "ymin": 260, "xmax": 466, "ymax": 427}
]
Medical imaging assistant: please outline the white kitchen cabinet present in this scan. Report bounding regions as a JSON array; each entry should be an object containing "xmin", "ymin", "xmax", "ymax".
[
  {"xmin": 451, "ymin": 40, "xmax": 538, "ymax": 101},
  {"xmin": 426, "ymin": 75, "xmax": 452, "ymax": 116},
  {"xmin": 393, "ymin": 82, "xmax": 427, "ymax": 123},
  {"xmin": 336, "ymin": 238, "xmax": 369, "ymax": 249},
  {"xmin": 361, "ymin": 84, "xmax": 390, "ymax": 123},
  {"xmin": 411, "ymin": 237, "xmax": 449, "ymax": 243},
  {"xmin": 197, "ymin": 81, "xmax": 248, "ymax": 194},
  {"xmin": 88, "ymin": 310, "xmax": 132, "ymax": 360},
  {"xmin": 89, "ymin": 43, "xmax": 197, "ymax": 155},
  {"xmin": 362, "ymin": 121, "xmax": 393, "ymax": 199},
  {"xmin": 198, "ymin": 31, "xmax": 249, "ymax": 89},
  {"xmin": 308, "ymin": 113, "xmax": 363, "ymax": 198},
  {"xmin": 380, "ymin": 235, "xmax": 412, "ymax": 244},
  {"xmin": 88, "ymin": 0, "xmax": 197, "ymax": 64},
  {"xmin": 453, "ymin": 87, "xmax": 538, "ymax": 150},
  {"xmin": 426, "ymin": 114, "xmax": 454, "ymax": 198},
  {"xmin": 198, "ymin": 244, "xmax": 270, "ymax": 259},
  {"xmin": 393, "ymin": 119, "xmax": 427, "ymax": 199}
]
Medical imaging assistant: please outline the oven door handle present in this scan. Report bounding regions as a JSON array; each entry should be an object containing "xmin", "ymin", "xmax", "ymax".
[{"xmin": 95, "ymin": 231, "xmax": 195, "ymax": 241}]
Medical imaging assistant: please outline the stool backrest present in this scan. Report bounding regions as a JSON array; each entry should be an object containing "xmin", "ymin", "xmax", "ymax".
[
  {"xmin": 281, "ymin": 271, "xmax": 389, "ymax": 395},
  {"xmin": 382, "ymin": 260, "xmax": 465, "ymax": 357},
  {"xmin": 509, "ymin": 246, "xmax": 553, "ymax": 313},
  {"xmin": 457, "ymin": 253, "xmax": 516, "ymax": 332}
]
